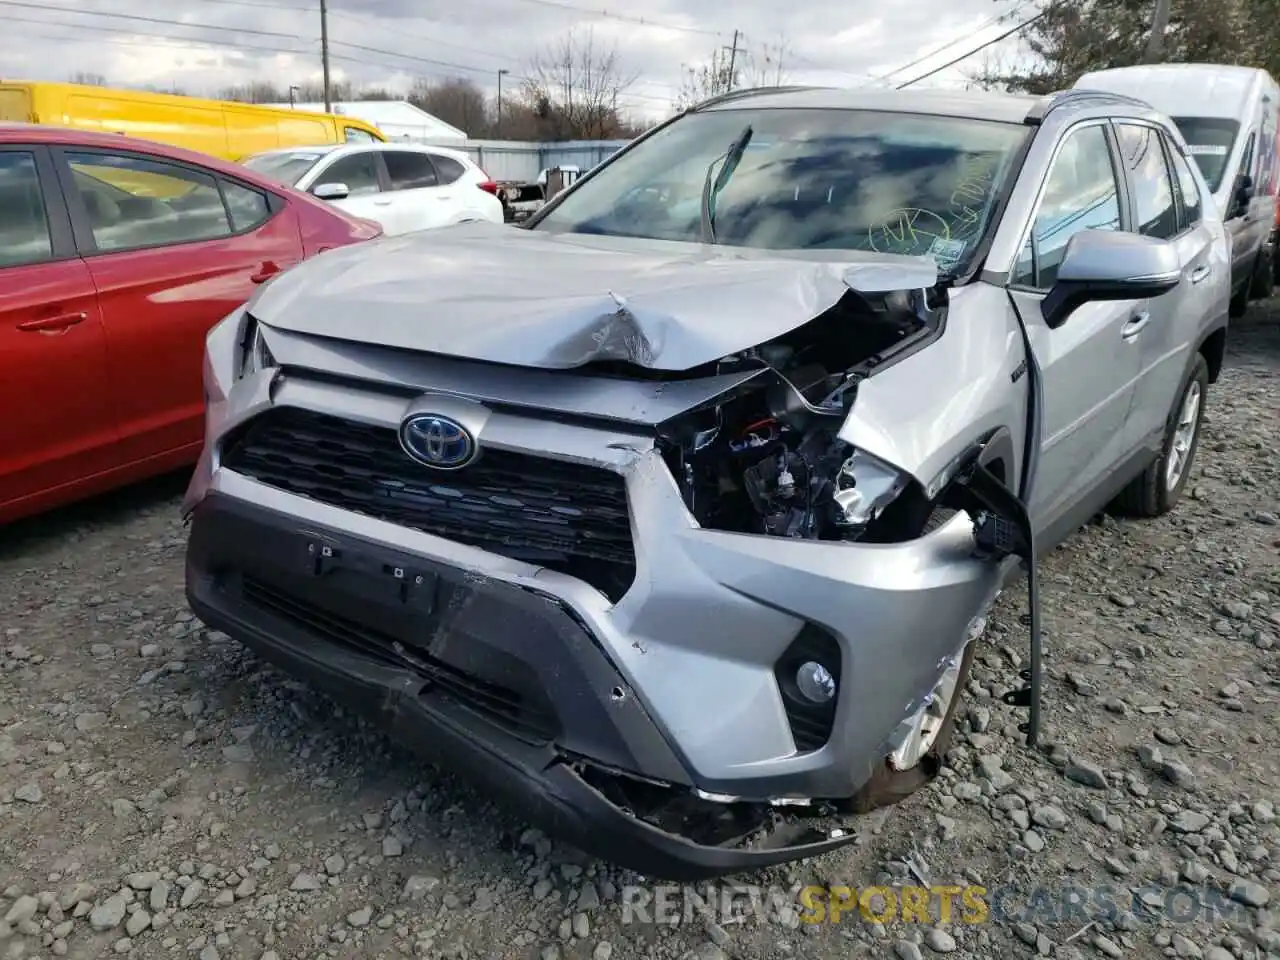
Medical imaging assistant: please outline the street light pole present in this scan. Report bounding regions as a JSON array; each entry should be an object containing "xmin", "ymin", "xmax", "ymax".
[{"xmin": 497, "ymin": 68, "xmax": 509, "ymax": 138}]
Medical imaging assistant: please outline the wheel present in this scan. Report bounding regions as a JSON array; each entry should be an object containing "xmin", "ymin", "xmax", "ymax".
[
  {"xmin": 1249, "ymin": 247, "xmax": 1274, "ymax": 299},
  {"xmin": 1111, "ymin": 352, "xmax": 1209, "ymax": 518},
  {"xmin": 842, "ymin": 637, "xmax": 976, "ymax": 813}
]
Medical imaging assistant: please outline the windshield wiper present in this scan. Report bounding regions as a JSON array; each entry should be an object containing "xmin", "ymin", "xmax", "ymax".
[{"xmin": 699, "ymin": 124, "xmax": 753, "ymax": 244}]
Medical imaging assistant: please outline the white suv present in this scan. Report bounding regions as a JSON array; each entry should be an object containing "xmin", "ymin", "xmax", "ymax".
[{"xmin": 242, "ymin": 143, "xmax": 504, "ymax": 235}]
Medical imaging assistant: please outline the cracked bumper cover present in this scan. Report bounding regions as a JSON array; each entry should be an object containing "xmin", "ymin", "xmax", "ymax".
[
  {"xmin": 184, "ymin": 432, "xmax": 1004, "ymax": 878},
  {"xmin": 186, "ymin": 493, "xmax": 863, "ymax": 879}
]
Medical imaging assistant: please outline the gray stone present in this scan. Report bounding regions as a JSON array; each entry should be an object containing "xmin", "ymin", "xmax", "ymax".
[
  {"xmin": 89, "ymin": 895, "xmax": 127, "ymax": 932},
  {"xmin": 1065, "ymin": 761, "xmax": 1109, "ymax": 789},
  {"xmin": 1227, "ymin": 880, "xmax": 1269, "ymax": 907}
]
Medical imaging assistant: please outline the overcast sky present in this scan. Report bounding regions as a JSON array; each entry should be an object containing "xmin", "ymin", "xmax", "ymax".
[{"xmin": 0, "ymin": 0, "xmax": 1034, "ymax": 118}]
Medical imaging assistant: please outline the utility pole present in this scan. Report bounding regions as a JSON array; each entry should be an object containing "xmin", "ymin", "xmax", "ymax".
[
  {"xmin": 723, "ymin": 29, "xmax": 741, "ymax": 94},
  {"xmin": 1143, "ymin": 0, "xmax": 1172, "ymax": 63},
  {"xmin": 496, "ymin": 68, "xmax": 508, "ymax": 137},
  {"xmin": 319, "ymin": 0, "xmax": 332, "ymax": 112}
]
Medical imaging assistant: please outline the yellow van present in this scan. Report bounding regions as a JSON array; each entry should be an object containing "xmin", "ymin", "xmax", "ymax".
[{"xmin": 0, "ymin": 80, "xmax": 385, "ymax": 161}]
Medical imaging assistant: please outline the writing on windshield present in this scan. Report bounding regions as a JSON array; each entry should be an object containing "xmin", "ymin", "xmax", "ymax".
[{"xmin": 534, "ymin": 107, "xmax": 1029, "ymax": 274}]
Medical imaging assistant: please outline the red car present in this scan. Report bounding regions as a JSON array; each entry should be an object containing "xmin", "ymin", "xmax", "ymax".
[{"xmin": 0, "ymin": 124, "xmax": 381, "ymax": 524}]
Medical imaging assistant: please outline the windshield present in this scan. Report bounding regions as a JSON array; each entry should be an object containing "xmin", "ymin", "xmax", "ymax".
[
  {"xmin": 241, "ymin": 150, "xmax": 326, "ymax": 186},
  {"xmin": 532, "ymin": 107, "xmax": 1030, "ymax": 274},
  {"xmin": 1171, "ymin": 117, "xmax": 1239, "ymax": 192}
]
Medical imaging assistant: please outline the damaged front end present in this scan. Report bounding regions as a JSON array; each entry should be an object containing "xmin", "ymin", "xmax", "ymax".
[
  {"xmin": 654, "ymin": 283, "xmax": 955, "ymax": 550},
  {"xmin": 187, "ymin": 232, "xmax": 1042, "ymax": 880}
]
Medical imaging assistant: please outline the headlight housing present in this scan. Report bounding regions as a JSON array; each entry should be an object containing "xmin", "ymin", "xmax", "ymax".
[{"xmin": 830, "ymin": 447, "xmax": 911, "ymax": 532}]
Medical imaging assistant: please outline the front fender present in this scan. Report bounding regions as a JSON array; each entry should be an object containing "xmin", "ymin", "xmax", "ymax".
[{"xmin": 839, "ymin": 284, "xmax": 1028, "ymax": 493}]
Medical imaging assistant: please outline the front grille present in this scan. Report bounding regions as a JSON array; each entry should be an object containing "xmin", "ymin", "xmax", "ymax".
[
  {"xmin": 239, "ymin": 575, "xmax": 559, "ymax": 743},
  {"xmin": 221, "ymin": 407, "xmax": 636, "ymax": 602}
]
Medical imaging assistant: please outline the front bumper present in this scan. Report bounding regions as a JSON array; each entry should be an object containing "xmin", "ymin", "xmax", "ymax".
[
  {"xmin": 183, "ymin": 347, "xmax": 1009, "ymax": 876},
  {"xmin": 187, "ymin": 493, "xmax": 861, "ymax": 879}
]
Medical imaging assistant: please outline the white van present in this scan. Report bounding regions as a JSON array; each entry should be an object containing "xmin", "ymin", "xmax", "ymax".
[{"xmin": 1074, "ymin": 63, "xmax": 1280, "ymax": 316}]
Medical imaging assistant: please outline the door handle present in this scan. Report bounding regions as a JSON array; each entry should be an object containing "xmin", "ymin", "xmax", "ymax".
[
  {"xmin": 373, "ymin": 199, "xmax": 393, "ymax": 206},
  {"xmin": 1189, "ymin": 264, "xmax": 1211, "ymax": 284},
  {"xmin": 1122, "ymin": 311, "xmax": 1151, "ymax": 340},
  {"xmin": 17, "ymin": 312, "xmax": 86, "ymax": 333},
  {"xmin": 249, "ymin": 262, "xmax": 280, "ymax": 284}
]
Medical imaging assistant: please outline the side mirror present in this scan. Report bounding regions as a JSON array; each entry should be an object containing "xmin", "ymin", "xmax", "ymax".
[
  {"xmin": 1041, "ymin": 230, "xmax": 1181, "ymax": 329},
  {"xmin": 312, "ymin": 182, "xmax": 350, "ymax": 201}
]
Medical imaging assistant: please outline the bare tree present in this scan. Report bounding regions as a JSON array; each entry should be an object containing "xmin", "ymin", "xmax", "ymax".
[
  {"xmin": 741, "ymin": 38, "xmax": 793, "ymax": 88},
  {"xmin": 297, "ymin": 79, "xmax": 352, "ymax": 103},
  {"xmin": 408, "ymin": 77, "xmax": 489, "ymax": 137},
  {"xmin": 521, "ymin": 28, "xmax": 639, "ymax": 139},
  {"xmin": 673, "ymin": 38, "xmax": 793, "ymax": 111},
  {"xmin": 673, "ymin": 48, "xmax": 736, "ymax": 110},
  {"xmin": 218, "ymin": 80, "xmax": 287, "ymax": 104},
  {"xmin": 69, "ymin": 71, "xmax": 108, "ymax": 86}
]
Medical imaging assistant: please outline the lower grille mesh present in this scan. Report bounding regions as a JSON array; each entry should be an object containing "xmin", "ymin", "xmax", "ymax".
[{"xmin": 239, "ymin": 574, "xmax": 559, "ymax": 743}]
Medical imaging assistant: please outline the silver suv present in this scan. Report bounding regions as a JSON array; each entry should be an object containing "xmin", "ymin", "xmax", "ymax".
[{"xmin": 183, "ymin": 87, "xmax": 1230, "ymax": 879}]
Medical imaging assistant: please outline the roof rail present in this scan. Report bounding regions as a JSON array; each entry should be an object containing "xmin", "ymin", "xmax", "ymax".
[
  {"xmin": 1024, "ymin": 88, "xmax": 1154, "ymax": 124},
  {"xmin": 690, "ymin": 85, "xmax": 827, "ymax": 111}
]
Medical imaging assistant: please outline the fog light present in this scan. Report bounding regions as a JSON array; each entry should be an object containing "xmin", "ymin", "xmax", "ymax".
[{"xmin": 795, "ymin": 661, "xmax": 835, "ymax": 704}]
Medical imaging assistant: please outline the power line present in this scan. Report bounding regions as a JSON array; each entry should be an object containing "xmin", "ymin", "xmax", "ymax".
[
  {"xmin": 0, "ymin": 14, "xmax": 676, "ymax": 106},
  {"xmin": 327, "ymin": 39, "xmax": 531, "ymax": 80},
  {"xmin": 0, "ymin": 11, "xmax": 311, "ymax": 57},
  {"xmin": 871, "ymin": 2, "xmax": 1032, "ymax": 84},
  {"xmin": 0, "ymin": 0, "xmax": 301, "ymax": 39},
  {"xmin": 493, "ymin": 0, "xmax": 721, "ymax": 36},
  {"xmin": 324, "ymin": 10, "xmax": 510, "ymax": 64},
  {"xmin": 181, "ymin": 0, "xmax": 720, "ymax": 37},
  {"xmin": 895, "ymin": 10, "xmax": 1045, "ymax": 88},
  {"xmin": 155, "ymin": 0, "xmax": 312, "ymax": 10}
]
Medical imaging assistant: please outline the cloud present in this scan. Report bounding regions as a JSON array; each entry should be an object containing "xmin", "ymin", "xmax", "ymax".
[{"xmin": 0, "ymin": 0, "xmax": 1034, "ymax": 119}]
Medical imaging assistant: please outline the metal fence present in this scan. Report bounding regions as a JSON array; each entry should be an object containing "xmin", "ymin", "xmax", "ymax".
[{"xmin": 416, "ymin": 139, "xmax": 631, "ymax": 182}]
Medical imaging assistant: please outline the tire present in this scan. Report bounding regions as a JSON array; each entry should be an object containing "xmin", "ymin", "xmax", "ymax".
[
  {"xmin": 1111, "ymin": 352, "xmax": 1209, "ymax": 519},
  {"xmin": 1249, "ymin": 247, "xmax": 1274, "ymax": 300},
  {"xmin": 1229, "ymin": 275, "xmax": 1250, "ymax": 318},
  {"xmin": 842, "ymin": 639, "xmax": 976, "ymax": 814}
]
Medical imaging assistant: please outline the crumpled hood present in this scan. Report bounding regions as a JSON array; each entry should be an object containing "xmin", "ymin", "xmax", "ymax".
[{"xmin": 250, "ymin": 221, "xmax": 938, "ymax": 372}]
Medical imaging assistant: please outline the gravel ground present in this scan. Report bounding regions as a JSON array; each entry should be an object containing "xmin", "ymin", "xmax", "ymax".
[{"xmin": 1, "ymin": 308, "xmax": 1278, "ymax": 960}]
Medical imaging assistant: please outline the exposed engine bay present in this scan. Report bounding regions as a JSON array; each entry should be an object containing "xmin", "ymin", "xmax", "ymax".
[{"xmin": 657, "ymin": 285, "xmax": 948, "ymax": 544}]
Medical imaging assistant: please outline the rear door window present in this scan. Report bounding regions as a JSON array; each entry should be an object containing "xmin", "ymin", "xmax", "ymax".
[
  {"xmin": 430, "ymin": 154, "xmax": 468, "ymax": 185},
  {"xmin": 383, "ymin": 151, "xmax": 439, "ymax": 190},
  {"xmin": 65, "ymin": 151, "xmax": 232, "ymax": 253},
  {"xmin": 1114, "ymin": 123, "xmax": 1179, "ymax": 239},
  {"xmin": 220, "ymin": 179, "xmax": 273, "ymax": 233},
  {"xmin": 1167, "ymin": 142, "xmax": 1203, "ymax": 230},
  {"xmin": 0, "ymin": 150, "xmax": 54, "ymax": 267}
]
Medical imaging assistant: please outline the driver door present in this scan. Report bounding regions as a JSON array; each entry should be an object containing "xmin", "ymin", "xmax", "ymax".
[{"xmin": 1005, "ymin": 120, "xmax": 1144, "ymax": 541}]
